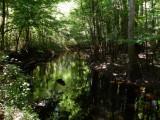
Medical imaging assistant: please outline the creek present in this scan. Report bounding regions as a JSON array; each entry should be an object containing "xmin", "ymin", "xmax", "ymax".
[{"xmin": 31, "ymin": 52, "xmax": 90, "ymax": 119}]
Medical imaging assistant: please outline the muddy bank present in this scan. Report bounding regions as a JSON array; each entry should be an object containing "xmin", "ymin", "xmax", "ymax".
[{"xmin": 6, "ymin": 48, "xmax": 58, "ymax": 73}]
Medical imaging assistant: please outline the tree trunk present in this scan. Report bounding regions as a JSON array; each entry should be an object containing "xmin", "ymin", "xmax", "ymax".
[
  {"xmin": 5, "ymin": 1, "xmax": 9, "ymax": 50},
  {"xmin": 128, "ymin": 0, "xmax": 141, "ymax": 81},
  {"xmin": 121, "ymin": 0, "xmax": 128, "ymax": 39},
  {"xmin": 25, "ymin": 27, "xmax": 30, "ymax": 49},
  {"xmin": 126, "ymin": 0, "xmax": 142, "ymax": 119},
  {"xmin": 15, "ymin": 29, "xmax": 22, "ymax": 52},
  {"xmin": 1, "ymin": 0, "xmax": 6, "ymax": 50}
]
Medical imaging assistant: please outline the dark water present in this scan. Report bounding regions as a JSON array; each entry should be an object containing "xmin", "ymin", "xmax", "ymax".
[
  {"xmin": 32, "ymin": 52, "xmax": 90, "ymax": 119},
  {"xmin": 30, "ymin": 52, "xmax": 160, "ymax": 120}
]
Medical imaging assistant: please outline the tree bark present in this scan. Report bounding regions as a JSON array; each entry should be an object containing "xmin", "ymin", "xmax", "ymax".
[
  {"xmin": 126, "ymin": 1, "xmax": 142, "ymax": 119},
  {"xmin": 25, "ymin": 27, "xmax": 30, "ymax": 49},
  {"xmin": 121, "ymin": 0, "xmax": 128, "ymax": 39},
  {"xmin": 15, "ymin": 29, "xmax": 22, "ymax": 52},
  {"xmin": 128, "ymin": 0, "xmax": 141, "ymax": 81},
  {"xmin": 1, "ymin": 0, "xmax": 6, "ymax": 50}
]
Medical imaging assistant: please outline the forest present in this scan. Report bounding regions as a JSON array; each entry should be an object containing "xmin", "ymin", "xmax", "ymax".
[{"xmin": 0, "ymin": 0, "xmax": 160, "ymax": 120}]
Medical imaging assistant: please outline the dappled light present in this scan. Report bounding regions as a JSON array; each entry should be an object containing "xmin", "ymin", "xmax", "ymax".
[
  {"xmin": 57, "ymin": 1, "xmax": 77, "ymax": 17},
  {"xmin": 0, "ymin": 0, "xmax": 160, "ymax": 120}
]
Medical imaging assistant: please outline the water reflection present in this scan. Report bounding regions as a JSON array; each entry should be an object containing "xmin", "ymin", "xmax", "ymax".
[{"xmin": 32, "ymin": 52, "xmax": 90, "ymax": 101}]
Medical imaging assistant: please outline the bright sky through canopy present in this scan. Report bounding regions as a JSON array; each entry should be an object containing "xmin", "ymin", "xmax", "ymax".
[{"xmin": 57, "ymin": 1, "xmax": 77, "ymax": 16}]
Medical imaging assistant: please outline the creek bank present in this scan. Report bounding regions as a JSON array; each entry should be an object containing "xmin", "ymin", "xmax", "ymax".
[
  {"xmin": 4, "ymin": 48, "xmax": 64, "ymax": 120},
  {"xmin": 6, "ymin": 48, "xmax": 58, "ymax": 73}
]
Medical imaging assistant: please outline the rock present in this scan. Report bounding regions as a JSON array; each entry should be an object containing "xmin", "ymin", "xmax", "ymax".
[{"xmin": 56, "ymin": 79, "xmax": 65, "ymax": 86}]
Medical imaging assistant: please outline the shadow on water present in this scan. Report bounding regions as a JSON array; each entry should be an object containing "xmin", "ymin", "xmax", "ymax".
[
  {"xmin": 30, "ymin": 52, "xmax": 160, "ymax": 120},
  {"xmin": 31, "ymin": 52, "xmax": 90, "ymax": 120}
]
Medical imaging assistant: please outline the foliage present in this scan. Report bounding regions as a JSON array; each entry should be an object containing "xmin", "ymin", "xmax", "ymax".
[
  {"xmin": 1, "ymin": 0, "xmax": 160, "ymax": 51},
  {"xmin": 1, "ymin": 0, "xmax": 160, "ymax": 119},
  {"xmin": 29, "ymin": 40, "xmax": 64, "ymax": 52},
  {"xmin": 4, "ymin": 106, "xmax": 39, "ymax": 120},
  {"xmin": 0, "ymin": 53, "xmax": 39, "ymax": 119},
  {"xmin": 0, "ymin": 63, "xmax": 31, "ymax": 108}
]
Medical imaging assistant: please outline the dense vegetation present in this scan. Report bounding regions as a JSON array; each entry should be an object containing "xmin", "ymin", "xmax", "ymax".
[{"xmin": 0, "ymin": 0, "xmax": 160, "ymax": 120}]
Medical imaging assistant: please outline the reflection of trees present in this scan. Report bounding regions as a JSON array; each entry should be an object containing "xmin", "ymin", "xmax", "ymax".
[
  {"xmin": 32, "ymin": 51, "xmax": 90, "ymax": 116},
  {"xmin": 58, "ymin": 52, "xmax": 90, "ymax": 119}
]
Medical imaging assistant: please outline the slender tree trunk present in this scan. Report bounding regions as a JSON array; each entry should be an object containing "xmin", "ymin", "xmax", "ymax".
[
  {"xmin": 25, "ymin": 27, "xmax": 30, "ymax": 49},
  {"xmin": 1, "ymin": 0, "xmax": 6, "ymax": 50},
  {"xmin": 121, "ymin": 0, "xmax": 128, "ymax": 39},
  {"xmin": 5, "ymin": 1, "xmax": 9, "ymax": 50},
  {"xmin": 128, "ymin": 0, "xmax": 141, "ymax": 81},
  {"xmin": 15, "ymin": 29, "xmax": 22, "ymax": 52},
  {"xmin": 89, "ymin": 0, "xmax": 99, "ymax": 58},
  {"xmin": 126, "ymin": 1, "xmax": 142, "ymax": 119}
]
